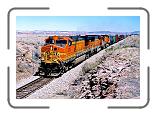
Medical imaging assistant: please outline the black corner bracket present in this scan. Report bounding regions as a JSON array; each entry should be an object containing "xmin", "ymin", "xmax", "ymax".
[
  {"xmin": 7, "ymin": 7, "xmax": 50, "ymax": 109},
  {"xmin": 107, "ymin": 7, "xmax": 150, "ymax": 50},
  {"xmin": 108, "ymin": 67, "xmax": 150, "ymax": 109},
  {"xmin": 107, "ymin": 7, "xmax": 150, "ymax": 109},
  {"xmin": 7, "ymin": 7, "xmax": 50, "ymax": 50},
  {"xmin": 7, "ymin": 67, "xmax": 50, "ymax": 109}
]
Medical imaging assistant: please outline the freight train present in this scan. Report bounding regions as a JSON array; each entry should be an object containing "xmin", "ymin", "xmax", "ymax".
[{"xmin": 35, "ymin": 34, "xmax": 126, "ymax": 77}]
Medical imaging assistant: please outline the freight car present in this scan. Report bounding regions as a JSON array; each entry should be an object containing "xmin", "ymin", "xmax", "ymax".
[{"xmin": 35, "ymin": 34, "xmax": 126, "ymax": 77}]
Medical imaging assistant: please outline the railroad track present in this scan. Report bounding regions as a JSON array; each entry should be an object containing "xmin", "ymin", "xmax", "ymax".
[{"xmin": 16, "ymin": 77, "xmax": 54, "ymax": 99}]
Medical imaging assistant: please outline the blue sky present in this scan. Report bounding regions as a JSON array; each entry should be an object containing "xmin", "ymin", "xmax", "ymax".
[{"xmin": 16, "ymin": 16, "xmax": 140, "ymax": 32}]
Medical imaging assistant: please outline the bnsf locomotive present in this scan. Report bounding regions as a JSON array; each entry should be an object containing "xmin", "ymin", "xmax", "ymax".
[{"xmin": 35, "ymin": 34, "xmax": 126, "ymax": 77}]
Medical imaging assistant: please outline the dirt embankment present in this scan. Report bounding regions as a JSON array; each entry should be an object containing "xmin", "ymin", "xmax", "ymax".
[
  {"xmin": 67, "ymin": 36, "xmax": 140, "ymax": 99},
  {"xmin": 16, "ymin": 35, "xmax": 45, "ymax": 82}
]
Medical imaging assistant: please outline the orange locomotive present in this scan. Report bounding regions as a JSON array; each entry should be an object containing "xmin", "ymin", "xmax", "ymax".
[{"xmin": 35, "ymin": 35, "xmax": 110, "ymax": 77}]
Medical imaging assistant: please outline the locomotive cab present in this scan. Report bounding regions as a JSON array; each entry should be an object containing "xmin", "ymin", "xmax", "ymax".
[
  {"xmin": 36, "ymin": 36, "xmax": 76, "ymax": 77},
  {"xmin": 45, "ymin": 36, "xmax": 54, "ymax": 45}
]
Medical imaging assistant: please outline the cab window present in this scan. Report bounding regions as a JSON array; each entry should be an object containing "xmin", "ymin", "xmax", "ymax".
[
  {"xmin": 45, "ymin": 36, "xmax": 54, "ymax": 45},
  {"xmin": 87, "ymin": 36, "xmax": 95, "ymax": 42},
  {"xmin": 56, "ymin": 40, "xmax": 67, "ymax": 47},
  {"xmin": 68, "ymin": 40, "xmax": 72, "ymax": 46}
]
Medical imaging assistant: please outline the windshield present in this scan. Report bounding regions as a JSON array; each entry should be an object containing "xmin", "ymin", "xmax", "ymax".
[
  {"xmin": 45, "ymin": 36, "xmax": 54, "ymax": 45},
  {"xmin": 56, "ymin": 40, "xmax": 67, "ymax": 47}
]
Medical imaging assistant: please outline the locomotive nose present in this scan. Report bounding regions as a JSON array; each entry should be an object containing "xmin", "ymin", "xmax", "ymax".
[{"xmin": 41, "ymin": 45, "xmax": 60, "ymax": 64}]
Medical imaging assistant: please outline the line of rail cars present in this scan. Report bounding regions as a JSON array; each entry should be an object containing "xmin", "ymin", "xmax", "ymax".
[{"xmin": 35, "ymin": 34, "xmax": 127, "ymax": 77}]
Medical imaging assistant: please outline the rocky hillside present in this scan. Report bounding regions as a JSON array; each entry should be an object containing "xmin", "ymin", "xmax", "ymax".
[
  {"xmin": 67, "ymin": 36, "xmax": 140, "ymax": 99},
  {"xmin": 16, "ymin": 35, "xmax": 44, "ymax": 82}
]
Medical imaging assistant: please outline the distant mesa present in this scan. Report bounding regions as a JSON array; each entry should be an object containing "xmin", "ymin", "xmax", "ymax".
[{"xmin": 16, "ymin": 30, "xmax": 140, "ymax": 36}]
